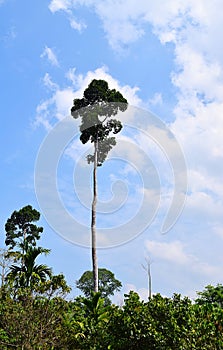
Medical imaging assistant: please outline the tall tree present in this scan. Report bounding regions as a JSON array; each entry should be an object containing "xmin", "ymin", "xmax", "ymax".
[{"xmin": 71, "ymin": 79, "xmax": 127, "ymax": 292}]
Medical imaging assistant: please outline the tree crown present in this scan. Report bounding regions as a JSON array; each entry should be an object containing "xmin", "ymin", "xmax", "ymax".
[
  {"xmin": 76, "ymin": 268, "xmax": 122, "ymax": 304},
  {"xmin": 5, "ymin": 205, "xmax": 43, "ymax": 250},
  {"xmin": 71, "ymin": 79, "xmax": 128, "ymax": 166}
]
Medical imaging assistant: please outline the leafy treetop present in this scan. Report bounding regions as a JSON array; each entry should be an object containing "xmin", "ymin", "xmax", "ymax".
[
  {"xmin": 196, "ymin": 284, "xmax": 223, "ymax": 308},
  {"xmin": 71, "ymin": 79, "xmax": 128, "ymax": 166},
  {"xmin": 76, "ymin": 268, "xmax": 122, "ymax": 304},
  {"xmin": 5, "ymin": 205, "xmax": 43, "ymax": 250}
]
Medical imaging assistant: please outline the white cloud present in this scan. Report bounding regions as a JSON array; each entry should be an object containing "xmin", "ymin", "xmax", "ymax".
[
  {"xmin": 41, "ymin": 46, "xmax": 59, "ymax": 67},
  {"xmin": 35, "ymin": 99, "xmax": 54, "ymax": 130},
  {"xmin": 111, "ymin": 284, "xmax": 150, "ymax": 304},
  {"xmin": 145, "ymin": 239, "xmax": 221, "ymax": 280},
  {"xmin": 49, "ymin": 0, "xmax": 86, "ymax": 32},
  {"xmin": 146, "ymin": 240, "xmax": 190, "ymax": 265},
  {"xmin": 35, "ymin": 73, "xmax": 74, "ymax": 128},
  {"xmin": 54, "ymin": 89, "xmax": 75, "ymax": 120},
  {"xmin": 141, "ymin": 1, "xmax": 223, "ymax": 231},
  {"xmin": 67, "ymin": 65, "xmax": 142, "ymax": 106},
  {"xmin": 69, "ymin": 17, "xmax": 86, "ymax": 31},
  {"xmin": 148, "ymin": 93, "xmax": 163, "ymax": 107},
  {"xmin": 124, "ymin": 283, "xmax": 149, "ymax": 301},
  {"xmin": 46, "ymin": 1, "xmax": 211, "ymax": 51},
  {"xmin": 48, "ymin": 0, "xmax": 72, "ymax": 13},
  {"xmin": 43, "ymin": 73, "xmax": 58, "ymax": 90}
]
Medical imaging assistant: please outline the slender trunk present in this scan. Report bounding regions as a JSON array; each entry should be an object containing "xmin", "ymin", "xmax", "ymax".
[
  {"xmin": 22, "ymin": 228, "xmax": 27, "ymax": 270},
  {"xmin": 142, "ymin": 259, "xmax": 152, "ymax": 299},
  {"xmin": 91, "ymin": 139, "xmax": 98, "ymax": 292},
  {"xmin": 148, "ymin": 264, "xmax": 152, "ymax": 299},
  {"xmin": 1, "ymin": 250, "xmax": 6, "ymax": 288},
  {"xmin": 1, "ymin": 266, "xmax": 4, "ymax": 288}
]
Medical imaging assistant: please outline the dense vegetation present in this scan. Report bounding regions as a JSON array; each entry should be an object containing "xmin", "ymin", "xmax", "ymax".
[
  {"xmin": 0, "ymin": 285, "xmax": 223, "ymax": 349},
  {"xmin": 1, "ymin": 205, "xmax": 223, "ymax": 349}
]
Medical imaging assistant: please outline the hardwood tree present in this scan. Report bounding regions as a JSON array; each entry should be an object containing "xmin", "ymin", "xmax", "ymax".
[
  {"xmin": 71, "ymin": 79, "xmax": 127, "ymax": 292},
  {"xmin": 76, "ymin": 268, "xmax": 122, "ymax": 304},
  {"xmin": 5, "ymin": 205, "xmax": 43, "ymax": 250}
]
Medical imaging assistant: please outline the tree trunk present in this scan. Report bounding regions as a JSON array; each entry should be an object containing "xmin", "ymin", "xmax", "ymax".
[
  {"xmin": 142, "ymin": 258, "xmax": 152, "ymax": 299},
  {"xmin": 91, "ymin": 139, "xmax": 98, "ymax": 292},
  {"xmin": 148, "ymin": 264, "xmax": 152, "ymax": 299}
]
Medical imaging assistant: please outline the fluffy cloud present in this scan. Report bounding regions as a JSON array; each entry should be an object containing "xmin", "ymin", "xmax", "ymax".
[
  {"xmin": 146, "ymin": 240, "xmax": 190, "ymax": 265},
  {"xmin": 49, "ymin": 0, "xmax": 86, "ymax": 32},
  {"xmin": 66, "ymin": 66, "xmax": 142, "ymax": 106},
  {"xmin": 49, "ymin": 0, "xmax": 72, "ymax": 13},
  {"xmin": 145, "ymin": 239, "xmax": 221, "ymax": 280},
  {"xmin": 124, "ymin": 284, "xmax": 149, "ymax": 301},
  {"xmin": 148, "ymin": 93, "xmax": 163, "ymax": 107},
  {"xmin": 47, "ymin": 1, "xmax": 213, "ymax": 50}
]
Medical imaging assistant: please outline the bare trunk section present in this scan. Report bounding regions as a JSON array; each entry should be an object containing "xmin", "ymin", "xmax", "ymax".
[
  {"xmin": 148, "ymin": 265, "xmax": 152, "ymax": 299},
  {"xmin": 142, "ymin": 258, "xmax": 152, "ymax": 299},
  {"xmin": 91, "ymin": 139, "xmax": 98, "ymax": 292}
]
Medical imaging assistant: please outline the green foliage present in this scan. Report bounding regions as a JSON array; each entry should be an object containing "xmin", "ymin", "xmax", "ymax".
[
  {"xmin": 0, "ymin": 206, "xmax": 72, "ymax": 349},
  {"xmin": 1, "ymin": 277, "xmax": 223, "ymax": 349},
  {"xmin": 37, "ymin": 273, "xmax": 71, "ymax": 298},
  {"xmin": 76, "ymin": 268, "xmax": 122, "ymax": 304},
  {"xmin": 0, "ymin": 288, "xmax": 69, "ymax": 349},
  {"xmin": 64, "ymin": 292, "xmax": 112, "ymax": 350},
  {"xmin": 71, "ymin": 79, "xmax": 128, "ymax": 166},
  {"xmin": 196, "ymin": 284, "xmax": 223, "ymax": 308},
  {"xmin": 5, "ymin": 205, "xmax": 43, "ymax": 250},
  {"xmin": 101, "ymin": 291, "xmax": 223, "ymax": 350},
  {"xmin": 3, "ymin": 206, "xmax": 54, "ymax": 293},
  {"xmin": 2, "ymin": 207, "xmax": 223, "ymax": 348},
  {"xmin": 59, "ymin": 289, "xmax": 223, "ymax": 350},
  {"xmin": 7, "ymin": 245, "xmax": 52, "ymax": 289},
  {"xmin": 2, "ymin": 206, "xmax": 71, "ymax": 302}
]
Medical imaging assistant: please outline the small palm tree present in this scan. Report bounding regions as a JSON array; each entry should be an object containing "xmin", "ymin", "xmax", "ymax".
[{"xmin": 7, "ymin": 246, "xmax": 52, "ymax": 289}]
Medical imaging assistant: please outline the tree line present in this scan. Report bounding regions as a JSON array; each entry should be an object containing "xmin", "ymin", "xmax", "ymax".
[{"xmin": 0, "ymin": 205, "xmax": 223, "ymax": 349}]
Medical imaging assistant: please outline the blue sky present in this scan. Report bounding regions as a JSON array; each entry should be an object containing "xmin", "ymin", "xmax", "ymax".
[{"xmin": 1, "ymin": 0, "xmax": 223, "ymax": 300}]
